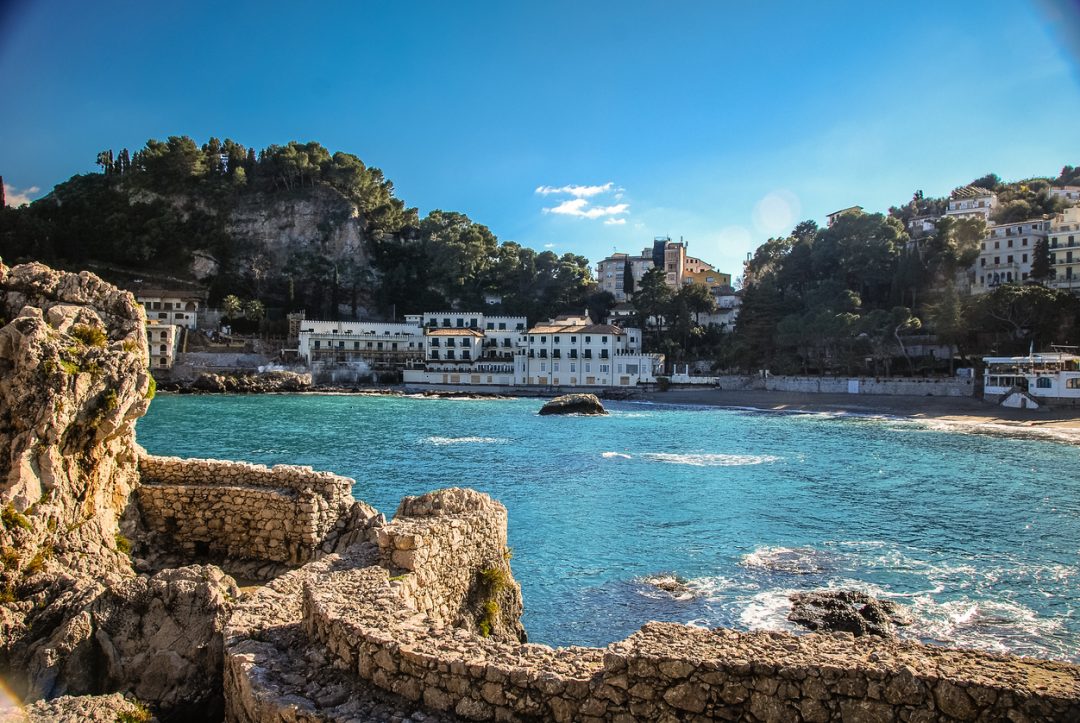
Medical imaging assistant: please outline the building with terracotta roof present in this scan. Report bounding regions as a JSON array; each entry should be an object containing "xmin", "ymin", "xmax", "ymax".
[{"xmin": 518, "ymin": 314, "xmax": 662, "ymax": 387}]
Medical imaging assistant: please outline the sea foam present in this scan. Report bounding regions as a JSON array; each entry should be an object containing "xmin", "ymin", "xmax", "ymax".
[
  {"xmin": 643, "ymin": 453, "xmax": 779, "ymax": 467},
  {"xmin": 423, "ymin": 436, "xmax": 508, "ymax": 446}
]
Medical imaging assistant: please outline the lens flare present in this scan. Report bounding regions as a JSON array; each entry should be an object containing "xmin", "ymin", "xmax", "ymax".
[
  {"xmin": 752, "ymin": 190, "xmax": 801, "ymax": 236},
  {"xmin": 0, "ymin": 677, "xmax": 24, "ymax": 721}
]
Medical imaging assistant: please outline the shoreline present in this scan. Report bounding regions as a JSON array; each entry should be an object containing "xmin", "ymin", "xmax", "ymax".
[{"xmin": 158, "ymin": 383, "xmax": 1080, "ymax": 443}]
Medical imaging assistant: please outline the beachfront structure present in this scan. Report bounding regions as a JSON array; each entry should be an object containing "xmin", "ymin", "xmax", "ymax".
[
  {"xmin": 420, "ymin": 312, "xmax": 526, "ymax": 361},
  {"xmin": 135, "ymin": 289, "xmax": 202, "ymax": 330},
  {"xmin": 946, "ymin": 186, "xmax": 998, "ymax": 221},
  {"xmin": 519, "ymin": 314, "xmax": 661, "ymax": 387},
  {"xmin": 403, "ymin": 312, "xmax": 663, "ymax": 388},
  {"xmin": 1049, "ymin": 206, "xmax": 1080, "ymax": 294},
  {"xmin": 145, "ymin": 321, "xmax": 180, "ymax": 370},
  {"xmin": 297, "ymin": 319, "xmax": 425, "ymax": 372},
  {"xmin": 826, "ymin": 206, "xmax": 863, "ymax": 226},
  {"xmin": 971, "ymin": 218, "xmax": 1050, "ymax": 294},
  {"xmin": 982, "ymin": 351, "xmax": 1080, "ymax": 403}
]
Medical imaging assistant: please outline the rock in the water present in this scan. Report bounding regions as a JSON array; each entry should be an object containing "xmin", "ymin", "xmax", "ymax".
[
  {"xmin": 538, "ymin": 393, "xmax": 608, "ymax": 416},
  {"xmin": 788, "ymin": 590, "xmax": 912, "ymax": 637},
  {"xmin": 639, "ymin": 574, "xmax": 695, "ymax": 600}
]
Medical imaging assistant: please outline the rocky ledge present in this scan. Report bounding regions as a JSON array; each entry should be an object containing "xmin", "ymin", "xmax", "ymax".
[
  {"xmin": 538, "ymin": 393, "xmax": 608, "ymax": 415},
  {"xmin": 164, "ymin": 370, "xmax": 311, "ymax": 394}
]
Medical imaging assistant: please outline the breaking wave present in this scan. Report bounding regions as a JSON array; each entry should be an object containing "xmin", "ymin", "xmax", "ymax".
[
  {"xmin": 643, "ymin": 453, "xmax": 779, "ymax": 467},
  {"xmin": 422, "ymin": 436, "xmax": 508, "ymax": 446},
  {"xmin": 601, "ymin": 451, "xmax": 632, "ymax": 459},
  {"xmin": 740, "ymin": 546, "xmax": 837, "ymax": 575}
]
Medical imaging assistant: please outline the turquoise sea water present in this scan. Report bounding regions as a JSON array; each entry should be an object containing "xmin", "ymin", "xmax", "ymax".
[{"xmin": 136, "ymin": 394, "xmax": 1080, "ymax": 661}]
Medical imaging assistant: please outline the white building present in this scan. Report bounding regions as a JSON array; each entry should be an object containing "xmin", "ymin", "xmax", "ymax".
[
  {"xmin": 518, "ymin": 314, "xmax": 661, "ymax": 387},
  {"xmin": 419, "ymin": 312, "xmax": 526, "ymax": 361},
  {"xmin": 145, "ymin": 321, "xmax": 180, "ymax": 370},
  {"xmin": 971, "ymin": 218, "xmax": 1049, "ymax": 294},
  {"xmin": 596, "ymin": 238, "xmax": 725, "ymax": 302},
  {"xmin": 1050, "ymin": 206, "xmax": 1080, "ymax": 294},
  {"xmin": 946, "ymin": 186, "xmax": 998, "ymax": 221},
  {"xmin": 907, "ymin": 215, "xmax": 939, "ymax": 236},
  {"xmin": 596, "ymin": 251, "xmax": 655, "ymax": 302},
  {"xmin": 699, "ymin": 287, "xmax": 742, "ymax": 332},
  {"xmin": 135, "ymin": 289, "xmax": 202, "ymax": 330},
  {"xmin": 1050, "ymin": 186, "xmax": 1080, "ymax": 206},
  {"xmin": 983, "ymin": 351, "xmax": 1080, "ymax": 401},
  {"xmin": 297, "ymin": 319, "xmax": 425, "ymax": 371}
]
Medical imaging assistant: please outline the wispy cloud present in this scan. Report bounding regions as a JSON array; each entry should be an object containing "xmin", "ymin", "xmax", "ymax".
[
  {"xmin": 537, "ymin": 181, "xmax": 630, "ymax": 222},
  {"xmin": 4, "ymin": 183, "xmax": 40, "ymax": 207},
  {"xmin": 535, "ymin": 182, "xmax": 614, "ymax": 198},
  {"xmin": 545, "ymin": 198, "xmax": 629, "ymax": 219},
  {"xmin": 543, "ymin": 243, "xmax": 556, "ymax": 248}
]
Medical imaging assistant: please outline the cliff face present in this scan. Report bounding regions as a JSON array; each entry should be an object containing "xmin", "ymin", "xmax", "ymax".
[
  {"xmin": 0, "ymin": 262, "xmax": 151, "ymax": 579},
  {"xmin": 224, "ymin": 186, "xmax": 367, "ymax": 273},
  {"xmin": 0, "ymin": 263, "xmax": 238, "ymax": 720}
]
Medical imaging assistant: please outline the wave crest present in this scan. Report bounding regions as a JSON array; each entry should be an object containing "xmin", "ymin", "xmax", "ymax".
[
  {"xmin": 643, "ymin": 453, "xmax": 779, "ymax": 467},
  {"xmin": 423, "ymin": 436, "xmax": 507, "ymax": 446}
]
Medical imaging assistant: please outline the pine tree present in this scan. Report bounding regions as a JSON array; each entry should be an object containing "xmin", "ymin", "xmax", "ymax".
[{"xmin": 1032, "ymin": 237, "xmax": 1052, "ymax": 282}]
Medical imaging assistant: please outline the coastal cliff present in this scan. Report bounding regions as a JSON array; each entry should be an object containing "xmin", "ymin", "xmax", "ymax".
[{"xmin": 1, "ymin": 262, "xmax": 1079, "ymax": 722}]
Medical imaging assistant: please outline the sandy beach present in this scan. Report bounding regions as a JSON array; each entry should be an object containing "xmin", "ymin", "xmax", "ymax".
[{"xmin": 637, "ymin": 388, "xmax": 1080, "ymax": 443}]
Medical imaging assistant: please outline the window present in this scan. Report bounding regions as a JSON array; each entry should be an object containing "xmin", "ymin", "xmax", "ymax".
[
  {"xmin": 447, "ymin": 338, "xmax": 455, "ymax": 347},
  {"xmin": 354, "ymin": 342, "xmax": 360, "ymax": 350},
  {"xmin": 1008, "ymin": 239, "xmax": 1013, "ymax": 248},
  {"xmin": 431, "ymin": 338, "xmax": 440, "ymax": 347},
  {"xmin": 314, "ymin": 340, "xmax": 320, "ymax": 349},
  {"xmin": 1067, "ymin": 378, "xmax": 1080, "ymax": 390},
  {"xmin": 457, "ymin": 318, "xmax": 464, "ymax": 327},
  {"xmin": 462, "ymin": 349, "xmax": 470, "ymax": 359},
  {"xmin": 446, "ymin": 350, "xmax": 455, "ymax": 359},
  {"xmin": 553, "ymin": 362, "xmax": 560, "ymax": 372},
  {"xmin": 541, "ymin": 336, "xmax": 547, "ymax": 343},
  {"xmin": 994, "ymin": 241, "xmax": 1000, "ymax": 249},
  {"xmin": 499, "ymin": 323, "xmax": 506, "ymax": 330},
  {"xmin": 1022, "ymin": 254, "xmax": 1028, "ymax": 263},
  {"xmin": 980, "ymin": 259, "xmax": 986, "ymax": 267},
  {"xmin": 585, "ymin": 363, "xmax": 591, "ymax": 372},
  {"xmin": 600, "ymin": 364, "xmax": 609, "ymax": 373},
  {"xmin": 1036, "ymin": 377, "xmax": 1052, "ymax": 389},
  {"xmin": 540, "ymin": 362, "xmax": 546, "ymax": 371},
  {"xmin": 430, "ymin": 350, "xmax": 439, "ymax": 359},
  {"xmin": 1007, "ymin": 255, "xmax": 1013, "ymax": 263},
  {"xmin": 487, "ymin": 322, "xmax": 494, "ymax": 330},
  {"xmin": 585, "ymin": 336, "xmax": 591, "ymax": 343},
  {"xmin": 570, "ymin": 363, "xmax": 576, "ymax": 372},
  {"xmin": 554, "ymin": 336, "xmax": 560, "ymax": 343}
]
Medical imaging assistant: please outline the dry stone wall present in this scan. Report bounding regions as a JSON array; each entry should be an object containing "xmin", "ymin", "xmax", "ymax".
[
  {"xmin": 227, "ymin": 486, "xmax": 1080, "ymax": 722},
  {"xmin": 137, "ymin": 454, "xmax": 380, "ymax": 567}
]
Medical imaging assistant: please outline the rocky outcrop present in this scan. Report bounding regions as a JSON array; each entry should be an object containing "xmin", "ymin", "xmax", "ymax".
[
  {"xmin": 0, "ymin": 264, "xmax": 240, "ymax": 720},
  {"xmin": 184, "ymin": 371, "xmax": 312, "ymax": 394},
  {"xmin": 538, "ymin": 393, "xmax": 608, "ymax": 416},
  {"xmin": 11, "ymin": 692, "xmax": 151, "ymax": 723},
  {"xmin": 788, "ymin": 590, "xmax": 913, "ymax": 637}
]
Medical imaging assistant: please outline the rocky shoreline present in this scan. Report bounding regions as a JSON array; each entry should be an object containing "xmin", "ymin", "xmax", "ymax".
[{"xmin": 2, "ymin": 263, "xmax": 1079, "ymax": 722}]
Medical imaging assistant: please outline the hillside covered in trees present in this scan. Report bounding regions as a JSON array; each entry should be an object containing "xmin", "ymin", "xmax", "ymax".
[
  {"xmin": 0, "ymin": 137, "xmax": 605, "ymax": 325},
  {"xmin": 729, "ymin": 168, "xmax": 1080, "ymax": 375}
]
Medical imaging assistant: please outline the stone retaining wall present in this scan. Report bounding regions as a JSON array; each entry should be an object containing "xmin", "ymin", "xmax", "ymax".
[
  {"xmin": 225, "ymin": 486, "xmax": 1080, "ymax": 722},
  {"xmin": 137, "ymin": 454, "xmax": 380, "ymax": 566}
]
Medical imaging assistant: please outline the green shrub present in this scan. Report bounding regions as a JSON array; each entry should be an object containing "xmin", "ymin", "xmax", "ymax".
[
  {"xmin": 479, "ymin": 566, "xmax": 510, "ymax": 593},
  {"xmin": 146, "ymin": 375, "xmax": 157, "ymax": 400},
  {"xmin": 70, "ymin": 324, "xmax": 107, "ymax": 347},
  {"xmin": 0, "ymin": 584, "xmax": 15, "ymax": 604},
  {"xmin": 1, "ymin": 504, "xmax": 31, "ymax": 531},
  {"xmin": 115, "ymin": 533, "xmax": 132, "ymax": 555},
  {"xmin": 23, "ymin": 545, "xmax": 52, "ymax": 576},
  {"xmin": 103, "ymin": 389, "xmax": 119, "ymax": 412},
  {"xmin": 115, "ymin": 701, "xmax": 153, "ymax": 723},
  {"xmin": 1, "ymin": 547, "xmax": 19, "ymax": 571},
  {"xmin": 122, "ymin": 339, "xmax": 140, "ymax": 353}
]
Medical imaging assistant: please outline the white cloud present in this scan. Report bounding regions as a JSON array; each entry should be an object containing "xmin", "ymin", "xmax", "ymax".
[
  {"xmin": 544, "ymin": 198, "xmax": 629, "ymax": 219},
  {"xmin": 543, "ymin": 243, "xmax": 556, "ymax": 248},
  {"xmin": 535, "ymin": 182, "xmax": 614, "ymax": 198},
  {"xmin": 603, "ymin": 218, "xmax": 626, "ymax": 225},
  {"xmin": 4, "ymin": 183, "xmax": 40, "ymax": 207}
]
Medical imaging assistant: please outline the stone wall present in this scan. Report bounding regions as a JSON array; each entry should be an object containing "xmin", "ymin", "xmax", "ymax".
[
  {"xmin": 669, "ymin": 374, "xmax": 975, "ymax": 397},
  {"xmin": 137, "ymin": 454, "xmax": 380, "ymax": 567},
  {"xmin": 226, "ymin": 487, "xmax": 1080, "ymax": 723}
]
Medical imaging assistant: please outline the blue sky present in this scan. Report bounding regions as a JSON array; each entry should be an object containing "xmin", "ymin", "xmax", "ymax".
[{"xmin": 1, "ymin": 1, "xmax": 1079, "ymax": 277}]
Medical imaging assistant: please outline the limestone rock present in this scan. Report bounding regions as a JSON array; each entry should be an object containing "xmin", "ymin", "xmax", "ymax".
[
  {"xmin": 538, "ymin": 393, "xmax": 608, "ymax": 416},
  {"xmin": 788, "ymin": 590, "xmax": 912, "ymax": 637},
  {"xmin": 13, "ymin": 692, "xmax": 152, "ymax": 723},
  {"xmin": 187, "ymin": 371, "xmax": 311, "ymax": 394}
]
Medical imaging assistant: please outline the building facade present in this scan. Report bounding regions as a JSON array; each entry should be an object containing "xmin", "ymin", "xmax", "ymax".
[
  {"xmin": 971, "ymin": 218, "xmax": 1049, "ymax": 294},
  {"xmin": 946, "ymin": 187, "xmax": 998, "ymax": 221},
  {"xmin": 297, "ymin": 319, "xmax": 425, "ymax": 371},
  {"xmin": 135, "ymin": 290, "xmax": 202, "ymax": 330},
  {"xmin": 596, "ymin": 238, "xmax": 726, "ymax": 302},
  {"xmin": 1050, "ymin": 206, "xmax": 1080, "ymax": 294},
  {"xmin": 145, "ymin": 321, "xmax": 180, "ymax": 370},
  {"xmin": 1050, "ymin": 186, "xmax": 1080, "ymax": 206}
]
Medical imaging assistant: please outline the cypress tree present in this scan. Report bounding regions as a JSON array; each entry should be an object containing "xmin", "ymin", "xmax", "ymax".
[{"xmin": 1031, "ymin": 237, "xmax": 1052, "ymax": 282}]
